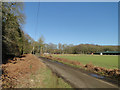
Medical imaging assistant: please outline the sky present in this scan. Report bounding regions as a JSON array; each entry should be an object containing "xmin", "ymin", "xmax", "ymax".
[{"xmin": 23, "ymin": 2, "xmax": 118, "ymax": 45}]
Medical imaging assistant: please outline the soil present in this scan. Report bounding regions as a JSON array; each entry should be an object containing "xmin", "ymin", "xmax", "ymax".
[{"xmin": 1, "ymin": 54, "xmax": 45, "ymax": 88}]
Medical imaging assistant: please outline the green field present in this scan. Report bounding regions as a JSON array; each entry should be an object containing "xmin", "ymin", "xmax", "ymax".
[{"xmin": 52, "ymin": 54, "xmax": 118, "ymax": 69}]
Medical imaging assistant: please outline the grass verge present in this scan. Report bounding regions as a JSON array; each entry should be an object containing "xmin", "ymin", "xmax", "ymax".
[
  {"xmin": 2, "ymin": 54, "xmax": 71, "ymax": 88},
  {"xmin": 16, "ymin": 65, "xmax": 71, "ymax": 88}
]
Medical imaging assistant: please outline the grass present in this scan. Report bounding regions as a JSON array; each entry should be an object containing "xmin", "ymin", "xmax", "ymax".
[
  {"xmin": 41, "ymin": 67, "xmax": 71, "ymax": 88},
  {"xmin": 16, "ymin": 63, "xmax": 71, "ymax": 88},
  {"xmin": 52, "ymin": 54, "xmax": 118, "ymax": 69}
]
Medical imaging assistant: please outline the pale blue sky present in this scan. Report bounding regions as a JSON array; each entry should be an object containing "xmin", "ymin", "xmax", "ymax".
[{"xmin": 23, "ymin": 2, "xmax": 118, "ymax": 45}]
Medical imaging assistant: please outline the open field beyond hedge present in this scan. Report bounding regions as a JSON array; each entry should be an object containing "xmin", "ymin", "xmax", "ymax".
[{"xmin": 52, "ymin": 54, "xmax": 118, "ymax": 69}]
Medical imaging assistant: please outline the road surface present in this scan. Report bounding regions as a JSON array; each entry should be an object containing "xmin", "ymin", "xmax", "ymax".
[{"xmin": 39, "ymin": 57, "xmax": 118, "ymax": 88}]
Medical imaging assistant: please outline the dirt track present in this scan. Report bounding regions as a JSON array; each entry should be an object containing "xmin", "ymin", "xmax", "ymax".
[{"xmin": 40, "ymin": 57, "xmax": 118, "ymax": 88}]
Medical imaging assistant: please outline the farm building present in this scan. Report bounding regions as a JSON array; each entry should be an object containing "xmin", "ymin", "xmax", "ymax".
[{"xmin": 94, "ymin": 51, "xmax": 120, "ymax": 55}]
